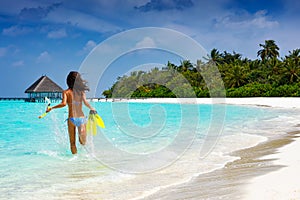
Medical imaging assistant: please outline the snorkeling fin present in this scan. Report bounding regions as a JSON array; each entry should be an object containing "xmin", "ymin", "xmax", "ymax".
[
  {"xmin": 86, "ymin": 110, "xmax": 105, "ymax": 135},
  {"xmin": 38, "ymin": 112, "xmax": 48, "ymax": 119},
  {"xmin": 38, "ymin": 97, "xmax": 51, "ymax": 119},
  {"xmin": 86, "ymin": 114, "xmax": 97, "ymax": 135},
  {"xmin": 94, "ymin": 113, "xmax": 105, "ymax": 128}
]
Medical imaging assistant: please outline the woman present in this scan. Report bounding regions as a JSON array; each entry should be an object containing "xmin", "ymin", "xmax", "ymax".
[{"xmin": 47, "ymin": 71, "xmax": 95, "ymax": 154}]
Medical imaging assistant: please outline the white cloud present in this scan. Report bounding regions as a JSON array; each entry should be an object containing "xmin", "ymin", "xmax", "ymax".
[
  {"xmin": 46, "ymin": 8, "xmax": 121, "ymax": 33},
  {"xmin": 77, "ymin": 40, "xmax": 97, "ymax": 56},
  {"xmin": 0, "ymin": 1, "xmax": 43, "ymax": 15},
  {"xmin": 12, "ymin": 60, "xmax": 24, "ymax": 67},
  {"xmin": 0, "ymin": 46, "xmax": 18, "ymax": 57},
  {"xmin": 0, "ymin": 0, "xmax": 297, "ymax": 63},
  {"xmin": 47, "ymin": 28, "xmax": 67, "ymax": 39},
  {"xmin": 135, "ymin": 0, "xmax": 194, "ymax": 12},
  {"xmin": 36, "ymin": 51, "xmax": 51, "ymax": 63},
  {"xmin": 247, "ymin": 10, "xmax": 279, "ymax": 28},
  {"xmin": 84, "ymin": 40, "xmax": 97, "ymax": 52},
  {"xmin": 215, "ymin": 10, "xmax": 279, "ymax": 29},
  {"xmin": 2, "ymin": 25, "xmax": 32, "ymax": 36},
  {"xmin": 135, "ymin": 37, "xmax": 156, "ymax": 48}
]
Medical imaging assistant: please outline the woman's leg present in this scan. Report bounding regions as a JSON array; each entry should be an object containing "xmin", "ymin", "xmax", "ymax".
[
  {"xmin": 78, "ymin": 123, "xmax": 86, "ymax": 145},
  {"xmin": 68, "ymin": 120, "xmax": 77, "ymax": 154}
]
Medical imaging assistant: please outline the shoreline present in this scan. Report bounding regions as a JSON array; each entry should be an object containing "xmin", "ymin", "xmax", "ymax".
[
  {"xmin": 5, "ymin": 97, "xmax": 299, "ymax": 199},
  {"xmin": 2, "ymin": 98, "xmax": 299, "ymax": 199},
  {"xmin": 95, "ymin": 97, "xmax": 300, "ymax": 108},
  {"xmin": 244, "ymin": 130, "xmax": 300, "ymax": 200},
  {"xmin": 143, "ymin": 131, "xmax": 300, "ymax": 200},
  {"xmin": 106, "ymin": 97, "xmax": 300, "ymax": 199}
]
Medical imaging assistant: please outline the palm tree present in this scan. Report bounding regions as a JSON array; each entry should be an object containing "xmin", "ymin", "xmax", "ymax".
[
  {"xmin": 282, "ymin": 63, "xmax": 300, "ymax": 83},
  {"xmin": 178, "ymin": 60, "xmax": 194, "ymax": 72},
  {"xmin": 262, "ymin": 58, "xmax": 282, "ymax": 85},
  {"xmin": 278, "ymin": 49, "xmax": 300, "ymax": 84},
  {"xmin": 224, "ymin": 61, "xmax": 249, "ymax": 88},
  {"xmin": 281, "ymin": 57, "xmax": 300, "ymax": 84},
  {"xmin": 248, "ymin": 59, "xmax": 261, "ymax": 70},
  {"xmin": 267, "ymin": 57, "xmax": 282, "ymax": 74},
  {"xmin": 102, "ymin": 88, "xmax": 112, "ymax": 98},
  {"xmin": 257, "ymin": 40, "xmax": 280, "ymax": 61},
  {"xmin": 222, "ymin": 51, "xmax": 242, "ymax": 64},
  {"xmin": 165, "ymin": 61, "xmax": 177, "ymax": 71},
  {"xmin": 205, "ymin": 48, "xmax": 223, "ymax": 65},
  {"xmin": 285, "ymin": 49, "xmax": 300, "ymax": 65}
]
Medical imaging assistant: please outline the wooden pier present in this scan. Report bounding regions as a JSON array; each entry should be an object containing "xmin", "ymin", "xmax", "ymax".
[
  {"xmin": 0, "ymin": 97, "xmax": 61, "ymax": 103},
  {"xmin": 0, "ymin": 97, "xmax": 28, "ymax": 101}
]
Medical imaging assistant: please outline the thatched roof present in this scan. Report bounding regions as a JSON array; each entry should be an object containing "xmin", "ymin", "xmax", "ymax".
[{"xmin": 25, "ymin": 75, "xmax": 63, "ymax": 93}]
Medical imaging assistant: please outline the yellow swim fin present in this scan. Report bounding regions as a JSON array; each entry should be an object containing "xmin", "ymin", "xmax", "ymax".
[
  {"xmin": 94, "ymin": 113, "xmax": 105, "ymax": 128},
  {"xmin": 38, "ymin": 97, "xmax": 51, "ymax": 119},
  {"xmin": 87, "ymin": 113, "xmax": 97, "ymax": 135},
  {"xmin": 87, "ymin": 110, "xmax": 105, "ymax": 135}
]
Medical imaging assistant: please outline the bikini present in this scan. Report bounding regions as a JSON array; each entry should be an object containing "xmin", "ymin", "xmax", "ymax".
[
  {"xmin": 69, "ymin": 117, "xmax": 86, "ymax": 127},
  {"xmin": 69, "ymin": 100, "xmax": 86, "ymax": 127}
]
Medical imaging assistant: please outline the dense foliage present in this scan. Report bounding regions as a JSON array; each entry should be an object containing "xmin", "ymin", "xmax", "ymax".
[{"xmin": 102, "ymin": 40, "xmax": 300, "ymax": 98}]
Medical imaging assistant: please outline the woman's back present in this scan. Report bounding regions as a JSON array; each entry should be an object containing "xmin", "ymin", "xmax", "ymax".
[{"xmin": 65, "ymin": 89, "xmax": 84, "ymax": 118}]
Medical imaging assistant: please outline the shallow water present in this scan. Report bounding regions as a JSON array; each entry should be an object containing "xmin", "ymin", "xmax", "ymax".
[{"xmin": 0, "ymin": 100, "xmax": 299, "ymax": 200}]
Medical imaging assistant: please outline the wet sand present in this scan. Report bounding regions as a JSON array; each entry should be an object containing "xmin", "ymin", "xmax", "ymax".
[{"xmin": 143, "ymin": 131, "xmax": 300, "ymax": 200}]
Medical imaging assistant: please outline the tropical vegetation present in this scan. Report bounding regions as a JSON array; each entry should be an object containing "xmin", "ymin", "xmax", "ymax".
[{"xmin": 102, "ymin": 40, "xmax": 300, "ymax": 98}]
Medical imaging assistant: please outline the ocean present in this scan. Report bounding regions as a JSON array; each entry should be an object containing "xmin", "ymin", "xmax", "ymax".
[{"xmin": 0, "ymin": 100, "xmax": 299, "ymax": 200}]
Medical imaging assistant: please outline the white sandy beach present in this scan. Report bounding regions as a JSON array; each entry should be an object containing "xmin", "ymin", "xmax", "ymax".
[
  {"xmin": 244, "ymin": 131, "xmax": 300, "ymax": 200},
  {"xmin": 239, "ymin": 99, "xmax": 300, "ymax": 200},
  {"xmin": 97, "ymin": 97, "xmax": 300, "ymax": 108},
  {"xmin": 99, "ymin": 97, "xmax": 300, "ymax": 199}
]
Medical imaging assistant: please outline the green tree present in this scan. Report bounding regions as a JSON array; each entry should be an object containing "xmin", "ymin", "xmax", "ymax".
[
  {"xmin": 257, "ymin": 40, "xmax": 280, "ymax": 61},
  {"xmin": 222, "ymin": 51, "xmax": 242, "ymax": 64},
  {"xmin": 102, "ymin": 88, "xmax": 112, "ymax": 98},
  {"xmin": 102, "ymin": 43, "xmax": 300, "ymax": 98},
  {"xmin": 177, "ymin": 60, "xmax": 195, "ymax": 72},
  {"xmin": 285, "ymin": 49, "xmax": 300, "ymax": 66},
  {"xmin": 164, "ymin": 61, "xmax": 177, "ymax": 70},
  {"xmin": 224, "ymin": 61, "xmax": 249, "ymax": 88},
  {"xmin": 205, "ymin": 48, "xmax": 223, "ymax": 65},
  {"xmin": 281, "ymin": 57, "xmax": 300, "ymax": 83}
]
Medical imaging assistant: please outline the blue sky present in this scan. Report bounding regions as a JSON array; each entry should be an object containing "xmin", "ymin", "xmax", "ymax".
[{"xmin": 0, "ymin": 0, "xmax": 299, "ymax": 97}]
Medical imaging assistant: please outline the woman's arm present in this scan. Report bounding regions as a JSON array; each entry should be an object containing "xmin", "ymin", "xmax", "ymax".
[
  {"xmin": 47, "ymin": 91, "xmax": 67, "ymax": 112},
  {"xmin": 82, "ymin": 92, "xmax": 95, "ymax": 111}
]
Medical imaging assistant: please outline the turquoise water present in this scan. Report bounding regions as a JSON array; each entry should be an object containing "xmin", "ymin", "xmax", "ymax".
[{"xmin": 0, "ymin": 101, "xmax": 299, "ymax": 199}]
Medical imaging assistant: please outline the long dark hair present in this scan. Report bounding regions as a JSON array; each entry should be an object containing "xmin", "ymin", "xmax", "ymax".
[{"xmin": 67, "ymin": 71, "xmax": 89, "ymax": 92}]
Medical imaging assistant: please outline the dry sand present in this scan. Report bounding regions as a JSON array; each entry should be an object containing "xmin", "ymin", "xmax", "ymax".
[{"xmin": 143, "ymin": 131, "xmax": 300, "ymax": 200}]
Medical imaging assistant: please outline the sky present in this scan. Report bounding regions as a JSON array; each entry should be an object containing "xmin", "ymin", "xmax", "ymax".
[{"xmin": 0, "ymin": 0, "xmax": 299, "ymax": 97}]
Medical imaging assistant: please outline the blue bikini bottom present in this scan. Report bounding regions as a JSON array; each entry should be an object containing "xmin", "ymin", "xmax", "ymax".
[{"xmin": 69, "ymin": 117, "xmax": 86, "ymax": 127}]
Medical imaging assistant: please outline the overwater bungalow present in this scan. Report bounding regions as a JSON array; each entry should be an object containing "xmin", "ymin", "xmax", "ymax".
[{"xmin": 25, "ymin": 75, "xmax": 63, "ymax": 102}]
